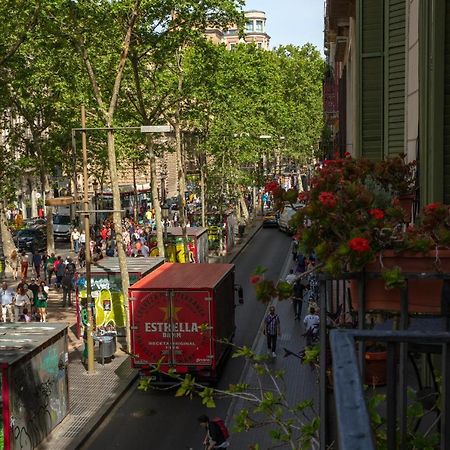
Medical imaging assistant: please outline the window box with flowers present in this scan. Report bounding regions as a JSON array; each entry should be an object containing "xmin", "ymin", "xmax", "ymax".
[{"xmin": 267, "ymin": 153, "xmax": 450, "ymax": 313}]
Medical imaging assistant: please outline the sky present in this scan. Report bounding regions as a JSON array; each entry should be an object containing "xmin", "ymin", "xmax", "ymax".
[{"xmin": 244, "ymin": 0, "xmax": 324, "ymax": 53}]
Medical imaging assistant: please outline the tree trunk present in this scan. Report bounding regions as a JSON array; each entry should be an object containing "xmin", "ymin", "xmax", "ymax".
[
  {"xmin": 146, "ymin": 135, "xmax": 164, "ymax": 257},
  {"xmin": 132, "ymin": 160, "xmax": 138, "ymax": 223},
  {"xmin": 174, "ymin": 115, "xmax": 189, "ymax": 263},
  {"xmin": 107, "ymin": 127, "xmax": 131, "ymax": 349},
  {"xmin": 200, "ymin": 164, "xmax": 206, "ymax": 228},
  {"xmin": 42, "ymin": 172, "xmax": 55, "ymax": 254},
  {"xmin": 0, "ymin": 206, "xmax": 17, "ymax": 262},
  {"xmin": 30, "ymin": 176, "xmax": 38, "ymax": 217},
  {"xmin": 239, "ymin": 193, "xmax": 249, "ymax": 222},
  {"xmin": 252, "ymin": 185, "xmax": 257, "ymax": 220}
]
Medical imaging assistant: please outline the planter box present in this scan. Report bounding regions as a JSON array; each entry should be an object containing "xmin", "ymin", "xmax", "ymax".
[
  {"xmin": 351, "ymin": 250, "xmax": 450, "ymax": 313},
  {"xmin": 365, "ymin": 350, "xmax": 387, "ymax": 386},
  {"xmin": 398, "ymin": 194, "xmax": 415, "ymax": 222}
]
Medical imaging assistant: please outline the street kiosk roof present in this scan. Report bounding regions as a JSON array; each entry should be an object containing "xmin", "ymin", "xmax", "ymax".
[
  {"xmin": 0, "ymin": 323, "xmax": 68, "ymax": 367},
  {"xmin": 164, "ymin": 227, "xmax": 208, "ymax": 237},
  {"xmin": 129, "ymin": 263, "xmax": 234, "ymax": 290},
  {"xmin": 91, "ymin": 257, "xmax": 165, "ymax": 275}
]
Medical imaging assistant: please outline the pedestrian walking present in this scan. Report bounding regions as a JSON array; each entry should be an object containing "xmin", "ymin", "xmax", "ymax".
[
  {"xmin": 46, "ymin": 253, "xmax": 56, "ymax": 285},
  {"xmin": 263, "ymin": 306, "xmax": 281, "ymax": 357},
  {"xmin": 292, "ymin": 238, "xmax": 298, "ymax": 262},
  {"xmin": 303, "ymin": 307, "xmax": 320, "ymax": 347},
  {"xmin": 79, "ymin": 230, "xmax": 86, "ymax": 248},
  {"xmin": 55, "ymin": 256, "xmax": 65, "ymax": 288},
  {"xmin": 285, "ymin": 269, "xmax": 296, "ymax": 285},
  {"xmin": 35, "ymin": 283, "xmax": 48, "ymax": 322},
  {"xmin": 197, "ymin": 414, "xmax": 230, "ymax": 449},
  {"xmin": 61, "ymin": 268, "xmax": 74, "ymax": 307},
  {"xmin": 32, "ymin": 250, "xmax": 42, "ymax": 278},
  {"xmin": 14, "ymin": 286, "xmax": 31, "ymax": 320},
  {"xmin": 292, "ymin": 279, "xmax": 306, "ymax": 320},
  {"xmin": 19, "ymin": 251, "xmax": 29, "ymax": 279},
  {"xmin": 0, "ymin": 281, "xmax": 15, "ymax": 322},
  {"xmin": 8, "ymin": 250, "xmax": 19, "ymax": 280},
  {"xmin": 71, "ymin": 228, "xmax": 81, "ymax": 253}
]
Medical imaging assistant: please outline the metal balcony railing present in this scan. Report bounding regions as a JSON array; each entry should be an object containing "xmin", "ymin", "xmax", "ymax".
[{"xmin": 317, "ymin": 272, "xmax": 450, "ymax": 449}]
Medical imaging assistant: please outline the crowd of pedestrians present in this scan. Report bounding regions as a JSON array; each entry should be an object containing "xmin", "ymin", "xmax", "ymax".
[
  {"xmin": 1, "ymin": 248, "xmax": 79, "ymax": 323},
  {"xmin": 262, "ymin": 238, "xmax": 320, "ymax": 357}
]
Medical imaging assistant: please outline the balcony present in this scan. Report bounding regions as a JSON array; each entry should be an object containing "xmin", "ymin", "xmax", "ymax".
[{"xmin": 317, "ymin": 272, "xmax": 450, "ymax": 449}]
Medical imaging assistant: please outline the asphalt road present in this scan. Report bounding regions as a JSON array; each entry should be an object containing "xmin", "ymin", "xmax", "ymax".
[{"xmin": 81, "ymin": 228, "xmax": 292, "ymax": 450}]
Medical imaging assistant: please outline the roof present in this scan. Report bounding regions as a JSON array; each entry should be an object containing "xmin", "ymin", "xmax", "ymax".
[
  {"xmin": 129, "ymin": 263, "xmax": 234, "ymax": 290},
  {"xmin": 164, "ymin": 227, "xmax": 208, "ymax": 238},
  {"xmin": 91, "ymin": 257, "xmax": 165, "ymax": 275},
  {"xmin": 0, "ymin": 323, "xmax": 67, "ymax": 367}
]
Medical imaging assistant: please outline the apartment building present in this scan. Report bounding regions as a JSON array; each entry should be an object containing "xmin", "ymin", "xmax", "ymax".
[
  {"xmin": 206, "ymin": 10, "xmax": 271, "ymax": 50},
  {"xmin": 325, "ymin": 0, "xmax": 450, "ymax": 206}
]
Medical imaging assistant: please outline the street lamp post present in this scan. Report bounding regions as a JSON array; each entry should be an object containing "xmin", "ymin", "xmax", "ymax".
[
  {"xmin": 92, "ymin": 180, "xmax": 99, "ymax": 226},
  {"xmin": 161, "ymin": 204, "xmax": 169, "ymax": 256}
]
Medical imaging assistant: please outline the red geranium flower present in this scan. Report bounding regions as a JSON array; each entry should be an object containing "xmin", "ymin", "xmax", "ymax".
[
  {"xmin": 348, "ymin": 237, "xmax": 370, "ymax": 253},
  {"xmin": 424, "ymin": 202, "xmax": 439, "ymax": 214},
  {"xmin": 298, "ymin": 191, "xmax": 309, "ymax": 202},
  {"xmin": 369, "ymin": 208, "xmax": 385, "ymax": 220},
  {"xmin": 250, "ymin": 275, "xmax": 262, "ymax": 285},
  {"xmin": 344, "ymin": 151, "xmax": 351, "ymax": 158},
  {"xmin": 318, "ymin": 192, "xmax": 337, "ymax": 208},
  {"xmin": 264, "ymin": 181, "xmax": 279, "ymax": 193}
]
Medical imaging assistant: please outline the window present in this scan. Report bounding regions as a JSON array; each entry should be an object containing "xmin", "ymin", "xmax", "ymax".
[
  {"xmin": 256, "ymin": 20, "xmax": 263, "ymax": 32},
  {"xmin": 230, "ymin": 43, "xmax": 236, "ymax": 51},
  {"xmin": 245, "ymin": 21, "xmax": 254, "ymax": 32},
  {"xmin": 53, "ymin": 215, "xmax": 71, "ymax": 225},
  {"xmin": 257, "ymin": 42, "xmax": 263, "ymax": 49}
]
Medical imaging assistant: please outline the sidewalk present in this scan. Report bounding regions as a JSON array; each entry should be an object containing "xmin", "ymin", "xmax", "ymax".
[
  {"xmin": 34, "ymin": 217, "xmax": 263, "ymax": 450},
  {"xmin": 226, "ymin": 248, "xmax": 320, "ymax": 449}
]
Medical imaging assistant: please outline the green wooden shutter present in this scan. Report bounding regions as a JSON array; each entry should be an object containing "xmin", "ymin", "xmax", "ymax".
[
  {"xmin": 359, "ymin": 0, "xmax": 406, "ymax": 160},
  {"xmin": 360, "ymin": 0, "xmax": 384, "ymax": 160},
  {"xmin": 385, "ymin": 0, "xmax": 406, "ymax": 156},
  {"xmin": 444, "ymin": 0, "xmax": 450, "ymax": 203}
]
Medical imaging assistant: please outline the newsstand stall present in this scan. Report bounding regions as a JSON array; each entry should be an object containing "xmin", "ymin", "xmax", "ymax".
[
  {"xmin": 149, "ymin": 227, "xmax": 208, "ymax": 263},
  {"xmin": 129, "ymin": 263, "xmax": 236, "ymax": 382},
  {"xmin": 77, "ymin": 257, "xmax": 165, "ymax": 339},
  {"xmin": 0, "ymin": 323, "xmax": 68, "ymax": 450}
]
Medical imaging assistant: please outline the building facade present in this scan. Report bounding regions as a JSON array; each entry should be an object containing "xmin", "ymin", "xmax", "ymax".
[
  {"xmin": 325, "ymin": 0, "xmax": 450, "ymax": 206},
  {"xmin": 206, "ymin": 10, "xmax": 271, "ymax": 50}
]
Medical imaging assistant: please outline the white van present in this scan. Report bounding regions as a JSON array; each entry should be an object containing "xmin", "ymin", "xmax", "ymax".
[
  {"xmin": 278, "ymin": 207, "xmax": 297, "ymax": 234},
  {"xmin": 53, "ymin": 215, "xmax": 72, "ymax": 240}
]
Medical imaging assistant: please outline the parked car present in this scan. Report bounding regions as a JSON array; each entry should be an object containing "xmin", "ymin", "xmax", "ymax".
[
  {"xmin": 53, "ymin": 214, "xmax": 71, "ymax": 240},
  {"xmin": 14, "ymin": 228, "xmax": 47, "ymax": 252},
  {"xmin": 24, "ymin": 217, "xmax": 47, "ymax": 230},
  {"xmin": 262, "ymin": 211, "xmax": 279, "ymax": 228}
]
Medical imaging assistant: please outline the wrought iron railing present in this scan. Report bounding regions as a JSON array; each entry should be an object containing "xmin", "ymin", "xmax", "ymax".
[{"xmin": 317, "ymin": 273, "xmax": 450, "ymax": 449}]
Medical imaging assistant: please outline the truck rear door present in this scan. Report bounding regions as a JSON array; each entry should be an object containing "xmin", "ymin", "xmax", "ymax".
[
  {"xmin": 170, "ymin": 290, "xmax": 212, "ymax": 367},
  {"xmin": 130, "ymin": 289, "xmax": 212, "ymax": 370}
]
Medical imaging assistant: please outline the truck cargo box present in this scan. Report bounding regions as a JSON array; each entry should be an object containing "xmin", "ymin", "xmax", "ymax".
[{"xmin": 129, "ymin": 263, "xmax": 236, "ymax": 380}]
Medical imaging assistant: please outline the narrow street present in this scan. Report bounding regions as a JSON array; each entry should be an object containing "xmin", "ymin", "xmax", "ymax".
[{"xmin": 81, "ymin": 228, "xmax": 292, "ymax": 450}]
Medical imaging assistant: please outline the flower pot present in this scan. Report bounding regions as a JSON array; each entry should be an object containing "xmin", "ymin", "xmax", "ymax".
[
  {"xmin": 351, "ymin": 250, "xmax": 450, "ymax": 313},
  {"xmin": 365, "ymin": 350, "xmax": 387, "ymax": 386},
  {"xmin": 397, "ymin": 194, "xmax": 415, "ymax": 222}
]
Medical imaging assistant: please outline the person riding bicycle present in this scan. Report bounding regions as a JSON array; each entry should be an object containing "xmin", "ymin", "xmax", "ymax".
[{"xmin": 198, "ymin": 414, "xmax": 230, "ymax": 449}]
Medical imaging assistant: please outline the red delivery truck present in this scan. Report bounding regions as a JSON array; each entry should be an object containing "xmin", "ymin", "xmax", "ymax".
[{"xmin": 129, "ymin": 263, "xmax": 237, "ymax": 381}]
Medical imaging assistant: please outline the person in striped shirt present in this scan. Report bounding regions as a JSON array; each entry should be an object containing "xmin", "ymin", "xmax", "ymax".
[{"xmin": 263, "ymin": 306, "xmax": 281, "ymax": 357}]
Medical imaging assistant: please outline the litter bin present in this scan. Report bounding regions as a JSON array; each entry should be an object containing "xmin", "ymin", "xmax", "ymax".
[
  {"xmin": 94, "ymin": 333, "xmax": 117, "ymax": 365},
  {"xmin": 238, "ymin": 224, "xmax": 245, "ymax": 238}
]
